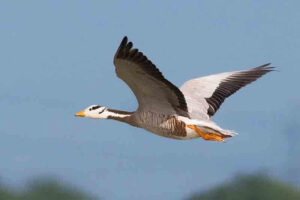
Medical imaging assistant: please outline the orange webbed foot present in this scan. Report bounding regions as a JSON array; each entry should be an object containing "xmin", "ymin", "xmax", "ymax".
[{"xmin": 187, "ymin": 124, "xmax": 227, "ymax": 143}]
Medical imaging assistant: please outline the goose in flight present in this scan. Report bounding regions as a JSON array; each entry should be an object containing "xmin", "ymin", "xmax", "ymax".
[{"xmin": 75, "ymin": 36, "xmax": 274, "ymax": 142}]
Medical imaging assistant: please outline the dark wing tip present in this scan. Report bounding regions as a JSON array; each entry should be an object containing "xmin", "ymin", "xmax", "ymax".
[
  {"xmin": 254, "ymin": 63, "xmax": 276, "ymax": 72},
  {"xmin": 260, "ymin": 63, "xmax": 271, "ymax": 67},
  {"xmin": 127, "ymin": 41, "xmax": 133, "ymax": 49},
  {"xmin": 120, "ymin": 36, "xmax": 128, "ymax": 47},
  {"xmin": 118, "ymin": 36, "xmax": 134, "ymax": 51},
  {"xmin": 114, "ymin": 36, "xmax": 130, "ymax": 60}
]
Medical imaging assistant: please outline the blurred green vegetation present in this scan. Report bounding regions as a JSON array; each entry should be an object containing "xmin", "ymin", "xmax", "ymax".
[
  {"xmin": 0, "ymin": 178, "xmax": 99, "ymax": 200},
  {"xmin": 1, "ymin": 173, "xmax": 299, "ymax": 199},
  {"xmin": 187, "ymin": 173, "xmax": 300, "ymax": 200}
]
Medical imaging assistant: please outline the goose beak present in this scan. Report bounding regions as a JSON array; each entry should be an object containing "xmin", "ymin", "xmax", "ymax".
[{"xmin": 75, "ymin": 110, "xmax": 85, "ymax": 117}]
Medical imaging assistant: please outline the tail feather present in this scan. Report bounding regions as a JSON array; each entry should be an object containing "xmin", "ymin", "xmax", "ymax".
[{"xmin": 221, "ymin": 129, "xmax": 238, "ymax": 137}]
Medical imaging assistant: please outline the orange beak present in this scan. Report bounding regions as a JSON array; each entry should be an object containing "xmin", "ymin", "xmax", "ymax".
[{"xmin": 75, "ymin": 110, "xmax": 85, "ymax": 117}]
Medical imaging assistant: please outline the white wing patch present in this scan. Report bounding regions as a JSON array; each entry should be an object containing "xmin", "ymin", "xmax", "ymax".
[{"xmin": 180, "ymin": 71, "xmax": 235, "ymax": 120}]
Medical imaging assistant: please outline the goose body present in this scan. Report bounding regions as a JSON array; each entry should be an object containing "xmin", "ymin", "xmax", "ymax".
[{"xmin": 75, "ymin": 36, "xmax": 274, "ymax": 142}]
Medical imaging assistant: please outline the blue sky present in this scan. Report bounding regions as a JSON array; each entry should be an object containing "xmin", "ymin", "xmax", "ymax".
[{"xmin": 0, "ymin": 1, "xmax": 299, "ymax": 199}]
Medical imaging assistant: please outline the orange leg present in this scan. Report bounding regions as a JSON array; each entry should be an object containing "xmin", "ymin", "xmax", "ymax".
[{"xmin": 187, "ymin": 125, "xmax": 228, "ymax": 142}]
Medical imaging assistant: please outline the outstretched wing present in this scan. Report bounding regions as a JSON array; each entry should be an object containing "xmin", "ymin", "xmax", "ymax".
[
  {"xmin": 180, "ymin": 64, "xmax": 274, "ymax": 120},
  {"xmin": 113, "ymin": 36, "xmax": 189, "ymax": 117}
]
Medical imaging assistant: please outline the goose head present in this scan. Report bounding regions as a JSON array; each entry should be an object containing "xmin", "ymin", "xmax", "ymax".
[{"xmin": 75, "ymin": 105, "xmax": 108, "ymax": 119}]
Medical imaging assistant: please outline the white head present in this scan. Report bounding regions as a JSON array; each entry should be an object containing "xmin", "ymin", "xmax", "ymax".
[{"xmin": 75, "ymin": 105, "xmax": 109, "ymax": 119}]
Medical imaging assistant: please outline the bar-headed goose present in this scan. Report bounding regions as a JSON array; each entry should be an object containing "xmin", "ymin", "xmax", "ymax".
[{"xmin": 75, "ymin": 36, "xmax": 274, "ymax": 142}]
